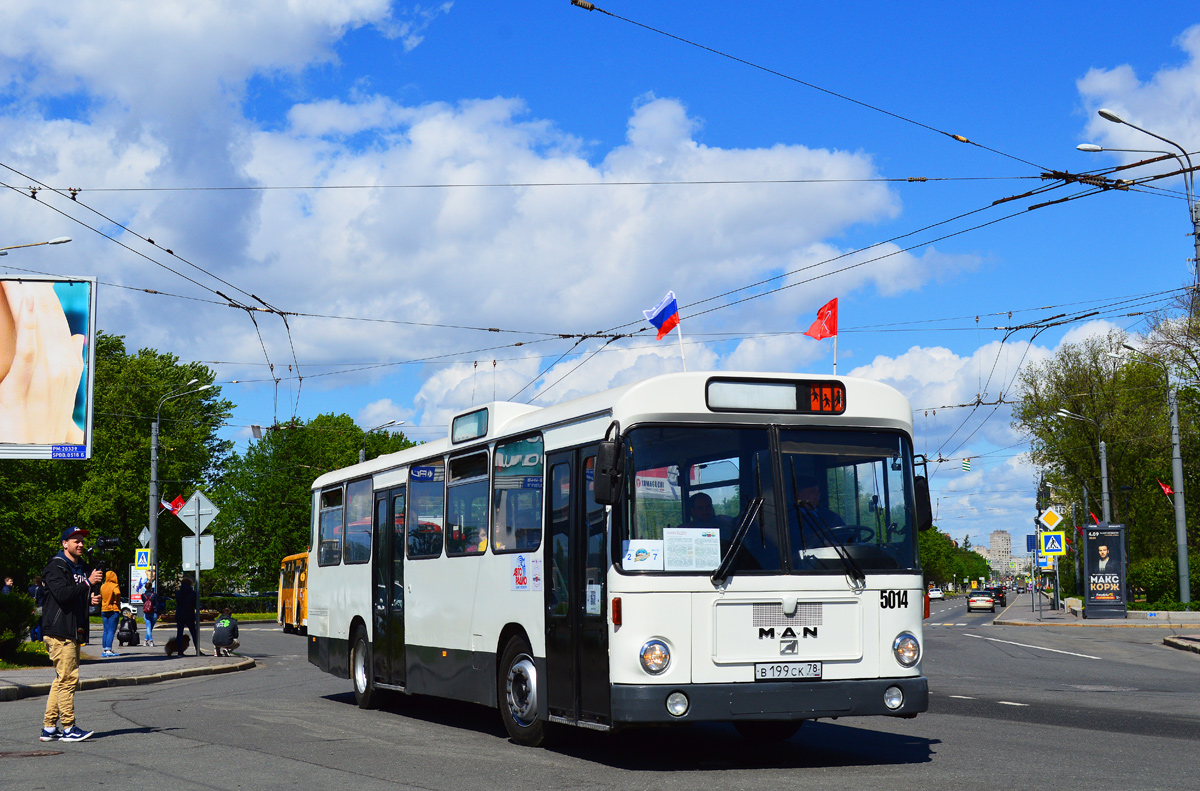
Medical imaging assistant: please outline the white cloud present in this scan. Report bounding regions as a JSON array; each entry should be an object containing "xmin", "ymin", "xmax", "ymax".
[
  {"xmin": 1077, "ymin": 24, "xmax": 1200, "ymax": 160},
  {"xmin": 356, "ymin": 397, "xmax": 412, "ymax": 431}
]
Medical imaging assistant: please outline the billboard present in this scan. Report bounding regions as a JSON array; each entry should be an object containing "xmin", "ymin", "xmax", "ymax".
[
  {"xmin": 0, "ymin": 276, "xmax": 97, "ymax": 459},
  {"xmin": 1083, "ymin": 523, "xmax": 1127, "ymax": 618}
]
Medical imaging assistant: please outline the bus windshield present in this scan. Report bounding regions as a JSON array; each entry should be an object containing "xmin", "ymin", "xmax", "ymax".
[{"xmin": 619, "ymin": 425, "xmax": 917, "ymax": 574}]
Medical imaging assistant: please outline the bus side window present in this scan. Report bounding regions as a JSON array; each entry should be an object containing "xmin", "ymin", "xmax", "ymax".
[
  {"xmin": 318, "ymin": 487, "xmax": 343, "ymax": 566},
  {"xmin": 493, "ymin": 435, "xmax": 543, "ymax": 553},
  {"xmin": 447, "ymin": 452, "xmax": 489, "ymax": 556},
  {"xmin": 408, "ymin": 461, "xmax": 445, "ymax": 559},
  {"xmin": 344, "ymin": 478, "xmax": 373, "ymax": 564}
]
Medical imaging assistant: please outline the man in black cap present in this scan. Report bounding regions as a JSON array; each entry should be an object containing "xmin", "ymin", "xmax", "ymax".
[{"xmin": 39, "ymin": 527, "xmax": 103, "ymax": 742}]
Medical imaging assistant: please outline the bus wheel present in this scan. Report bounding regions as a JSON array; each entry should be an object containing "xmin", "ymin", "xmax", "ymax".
[
  {"xmin": 499, "ymin": 637, "xmax": 545, "ymax": 746},
  {"xmin": 351, "ymin": 627, "xmax": 377, "ymax": 709},
  {"xmin": 734, "ymin": 720, "xmax": 802, "ymax": 743}
]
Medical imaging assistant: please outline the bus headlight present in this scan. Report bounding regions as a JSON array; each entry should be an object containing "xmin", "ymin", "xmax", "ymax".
[
  {"xmin": 892, "ymin": 632, "xmax": 920, "ymax": 667},
  {"xmin": 639, "ymin": 640, "xmax": 670, "ymax": 674},
  {"xmin": 666, "ymin": 691, "xmax": 689, "ymax": 717}
]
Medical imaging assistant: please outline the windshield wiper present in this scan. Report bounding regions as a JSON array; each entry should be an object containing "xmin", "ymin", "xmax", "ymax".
[{"xmin": 710, "ymin": 496, "xmax": 764, "ymax": 588}]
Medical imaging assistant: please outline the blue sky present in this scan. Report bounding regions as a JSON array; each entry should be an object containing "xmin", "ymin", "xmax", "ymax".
[{"xmin": 1, "ymin": 1, "xmax": 1197, "ymax": 556}]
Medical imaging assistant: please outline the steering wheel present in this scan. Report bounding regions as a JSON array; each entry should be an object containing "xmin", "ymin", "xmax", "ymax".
[{"xmin": 830, "ymin": 525, "xmax": 875, "ymax": 544}]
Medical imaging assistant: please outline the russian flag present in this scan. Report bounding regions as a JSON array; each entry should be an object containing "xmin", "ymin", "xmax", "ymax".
[{"xmin": 643, "ymin": 291, "xmax": 680, "ymax": 340}]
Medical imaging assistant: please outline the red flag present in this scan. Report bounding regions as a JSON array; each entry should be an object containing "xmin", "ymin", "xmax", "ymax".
[
  {"xmin": 803, "ymin": 298, "xmax": 838, "ymax": 341},
  {"xmin": 1157, "ymin": 478, "xmax": 1174, "ymax": 496},
  {"xmin": 170, "ymin": 495, "xmax": 185, "ymax": 515},
  {"xmin": 1089, "ymin": 511, "xmax": 1099, "ymax": 525},
  {"xmin": 1075, "ymin": 524, "xmax": 1083, "ymax": 536}
]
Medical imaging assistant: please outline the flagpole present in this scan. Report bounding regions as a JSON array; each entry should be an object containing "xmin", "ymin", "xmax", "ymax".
[
  {"xmin": 675, "ymin": 322, "xmax": 688, "ymax": 372},
  {"xmin": 833, "ymin": 334, "xmax": 837, "ymax": 375}
]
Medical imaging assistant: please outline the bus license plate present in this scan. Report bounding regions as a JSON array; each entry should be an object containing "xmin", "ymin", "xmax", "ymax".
[{"xmin": 754, "ymin": 661, "xmax": 822, "ymax": 681}]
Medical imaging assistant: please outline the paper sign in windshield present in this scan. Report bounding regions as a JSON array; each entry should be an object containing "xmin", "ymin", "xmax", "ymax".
[
  {"xmin": 663, "ymin": 527, "xmax": 721, "ymax": 571},
  {"xmin": 623, "ymin": 540, "xmax": 663, "ymax": 570}
]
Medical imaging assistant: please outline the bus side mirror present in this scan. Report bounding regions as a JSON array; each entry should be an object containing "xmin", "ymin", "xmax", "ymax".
[
  {"xmin": 914, "ymin": 475, "xmax": 933, "ymax": 531},
  {"xmin": 594, "ymin": 440, "xmax": 623, "ymax": 506}
]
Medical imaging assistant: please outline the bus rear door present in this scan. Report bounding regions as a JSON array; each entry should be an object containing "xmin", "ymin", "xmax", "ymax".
[{"xmin": 372, "ymin": 487, "xmax": 406, "ymax": 686}]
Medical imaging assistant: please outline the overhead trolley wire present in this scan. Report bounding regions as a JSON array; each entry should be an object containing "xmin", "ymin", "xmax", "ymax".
[{"xmin": 568, "ymin": 0, "xmax": 1048, "ymax": 171}]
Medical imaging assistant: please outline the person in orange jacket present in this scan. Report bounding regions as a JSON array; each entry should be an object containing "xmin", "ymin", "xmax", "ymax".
[{"xmin": 100, "ymin": 570, "xmax": 122, "ymax": 658}]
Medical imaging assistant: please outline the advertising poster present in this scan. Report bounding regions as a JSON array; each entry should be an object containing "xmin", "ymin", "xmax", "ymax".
[
  {"xmin": 1084, "ymin": 525, "xmax": 1127, "ymax": 614},
  {"xmin": 0, "ymin": 276, "xmax": 97, "ymax": 460}
]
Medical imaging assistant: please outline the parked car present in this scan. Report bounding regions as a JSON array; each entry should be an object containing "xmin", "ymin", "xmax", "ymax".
[
  {"xmin": 967, "ymin": 591, "xmax": 996, "ymax": 612},
  {"xmin": 927, "ymin": 587, "xmax": 945, "ymax": 601}
]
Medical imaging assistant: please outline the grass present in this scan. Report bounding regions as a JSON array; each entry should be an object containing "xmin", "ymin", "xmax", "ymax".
[{"xmin": 0, "ymin": 640, "xmax": 52, "ymax": 670}]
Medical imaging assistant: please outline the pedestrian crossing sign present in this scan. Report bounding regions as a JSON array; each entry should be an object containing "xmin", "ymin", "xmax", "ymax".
[
  {"xmin": 135, "ymin": 548, "xmax": 151, "ymax": 569},
  {"xmin": 1040, "ymin": 531, "xmax": 1067, "ymax": 556}
]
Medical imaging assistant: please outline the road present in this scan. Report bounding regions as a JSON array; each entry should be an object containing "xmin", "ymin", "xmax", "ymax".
[{"xmin": 2, "ymin": 595, "xmax": 1198, "ymax": 790}]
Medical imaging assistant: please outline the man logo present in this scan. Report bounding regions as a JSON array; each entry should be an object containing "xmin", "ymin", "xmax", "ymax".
[
  {"xmin": 780, "ymin": 639, "xmax": 798, "ymax": 655},
  {"xmin": 758, "ymin": 626, "xmax": 819, "ymax": 640}
]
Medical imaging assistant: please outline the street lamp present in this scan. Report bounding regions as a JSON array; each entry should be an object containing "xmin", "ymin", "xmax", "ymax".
[
  {"xmin": 1093, "ymin": 109, "xmax": 1200, "ymax": 302},
  {"xmin": 1056, "ymin": 409, "xmax": 1111, "ymax": 522},
  {"xmin": 1109, "ymin": 344, "xmax": 1190, "ymax": 602},
  {"xmin": 359, "ymin": 419, "xmax": 403, "ymax": 463},
  {"xmin": 0, "ymin": 236, "xmax": 71, "ymax": 256},
  {"xmin": 148, "ymin": 380, "xmax": 213, "ymax": 586}
]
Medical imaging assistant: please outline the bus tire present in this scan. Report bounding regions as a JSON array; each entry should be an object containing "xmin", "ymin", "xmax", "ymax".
[
  {"xmin": 351, "ymin": 627, "xmax": 378, "ymax": 709},
  {"xmin": 498, "ymin": 637, "xmax": 545, "ymax": 746},
  {"xmin": 734, "ymin": 720, "xmax": 803, "ymax": 743}
]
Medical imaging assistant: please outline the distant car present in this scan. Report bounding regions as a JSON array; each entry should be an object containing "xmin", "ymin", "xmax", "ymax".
[
  {"xmin": 967, "ymin": 591, "xmax": 996, "ymax": 612},
  {"xmin": 927, "ymin": 588, "xmax": 945, "ymax": 601},
  {"xmin": 983, "ymin": 586, "xmax": 1007, "ymax": 607}
]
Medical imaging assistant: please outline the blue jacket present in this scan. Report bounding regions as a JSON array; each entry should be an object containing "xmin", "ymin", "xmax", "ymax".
[{"xmin": 41, "ymin": 551, "xmax": 92, "ymax": 642}]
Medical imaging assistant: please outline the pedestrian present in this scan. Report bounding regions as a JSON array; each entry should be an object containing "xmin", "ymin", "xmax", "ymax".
[
  {"xmin": 211, "ymin": 607, "xmax": 240, "ymax": 656},
  {"xmin": 143, "ymin": 584, "xmax": 164, "ymax": 646},
  {"xmin": 1, "ymin": 575, "xmax": 12, "ymax": 594},
  {"xmin": 28, "ymin": 576, "xmax": 46, "ymax": 642},
  {"xmin": 40, "ymin": 526, "xmax": 103, "ymax": 742},
  {"xmin": 100, "ymin": 570, "xmax": 122, "ymax": 658},
  {"xmin": 173, "ymin": 576, "xmax": 202, "ymax": 657},
  {"xmin": 116, "ymin": 606, "xmax": 140, "ymax": 647}
]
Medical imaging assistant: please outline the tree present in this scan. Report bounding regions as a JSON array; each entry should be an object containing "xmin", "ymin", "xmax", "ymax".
[
  {"xmin": 1013, "ymin": 328, "xmax": 1197, "ymax": 572},
  {"xmin": 211, "ymin": 414, "xmax": 414, "ymax": 590},
  {"xmin": 0, "ymin": 332, "xmax": 231, "ymax": 586}
]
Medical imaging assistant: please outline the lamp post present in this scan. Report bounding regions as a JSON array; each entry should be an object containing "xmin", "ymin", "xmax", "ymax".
[
  {"xmin": 0, "ymin": 237, "xmax": 72, "ymax": 256},
  {"xmin": 1092, "ymin": 109, "xmax": 1200, "ymax": 303},
  {"xmin": 1056, "ymin": 409, "xmax": 1111, "ymax": 522},
  {"xmin": 358, "ymin": 419, "xmax": 402, "ymax": 463},
  {"xmin": 149, "ymin": 381, "xmax": 213, "ymax": 585},
  {"xmin": 1110, "ymin": 344, "xmax": 1190, "ymax": 603}
]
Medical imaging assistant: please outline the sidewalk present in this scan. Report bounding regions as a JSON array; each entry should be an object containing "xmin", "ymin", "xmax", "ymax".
[
  {"xmin": 991, "ymin": 592, "xmax": 1200, "ymax": 655},
  {"xmin": 0, "ymin": 633, "xmax": 257, "ymax": 703}
]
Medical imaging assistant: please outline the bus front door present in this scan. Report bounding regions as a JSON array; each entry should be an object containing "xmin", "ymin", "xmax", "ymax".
[
  {"xmin": 545, "ymin": 447, "xmax": 611, "ymax": 728},
  {"xmin": 372, "ymin": 487, "xmax": 406, "ymax": 686}
]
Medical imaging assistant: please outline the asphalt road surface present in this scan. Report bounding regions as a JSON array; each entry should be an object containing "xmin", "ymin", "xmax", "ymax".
[{"xmin": 3, "ymin": 593, "xmax": 1198, "ymax": 790}]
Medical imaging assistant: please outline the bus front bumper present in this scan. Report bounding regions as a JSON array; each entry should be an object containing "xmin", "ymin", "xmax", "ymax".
[{"xmin": 610, "ymin": 675, "xmax": 928, "ymax": 723}]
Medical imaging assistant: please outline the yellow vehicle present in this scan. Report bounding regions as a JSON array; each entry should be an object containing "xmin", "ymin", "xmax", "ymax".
[{"xmin": 278, "ymin": 552, "xmax": 308, "ymax": 634}]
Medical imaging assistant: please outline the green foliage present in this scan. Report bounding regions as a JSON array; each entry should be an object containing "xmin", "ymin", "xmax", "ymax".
[
  {"xmin": 1128, "ymin": 556, "xmax": 1181, "ymax": 603},
  {"xmin": 0, "ymin": 332, "xmax": 232, "ymax": 588},
  {"xmin": 0, "ymin": 639, "xmax": 51, "ymax": 670},
  {"xmin": 918, "ymin": 526, "xmax": 991, "ymax": 586},
  {"xmin": 211, "ymin": 413, "xmax": 414, "ymax": 590},
  {"xmin": 1013, "ymin": 329, "xmax": 1198, "ymax": 566},
  {"xmin": 0, "ymin": 592, "xmax": 38, "ymax": 660}
]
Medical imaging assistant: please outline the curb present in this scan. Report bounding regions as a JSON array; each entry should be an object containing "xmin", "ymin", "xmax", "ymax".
[
  {"xmin": 0, "ymin": 657, "xmax": 256, "ymax": 703},
  {"xmin": 994, "ymin": 618, "xmax": 1192, "ymax": 628},
  {"xmin": 1164, "ymin": 635, "xmax": 1200, "ymax": 655}
]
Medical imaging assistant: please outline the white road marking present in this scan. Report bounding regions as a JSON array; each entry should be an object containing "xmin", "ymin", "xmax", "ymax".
[
  {"xmin": 949, "ymin": 695, "xmax": 975, "ymax": 700},
  {"xmin": 997, "ymin": 701, "xmax": 1028, "ymax": 706},
  {"xmin": 963, "ymin": 633, "xmax": 1101, "ymax": 659}
]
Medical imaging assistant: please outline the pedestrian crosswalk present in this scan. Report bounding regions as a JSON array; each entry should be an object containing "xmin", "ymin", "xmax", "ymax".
[{"xmin": 926, "ymin": 622, "xmax": 971, "ymax": 627}]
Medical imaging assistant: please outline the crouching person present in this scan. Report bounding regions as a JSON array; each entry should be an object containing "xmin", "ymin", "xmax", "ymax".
[{"xmin": 212, "ymin": 607, "xmax": 239, "ymax": 657}]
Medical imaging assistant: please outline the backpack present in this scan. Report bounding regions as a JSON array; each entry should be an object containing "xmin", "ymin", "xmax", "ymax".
[{"xmin": 143, "ymin": 596, "xmax": 155, "ymax": 615}]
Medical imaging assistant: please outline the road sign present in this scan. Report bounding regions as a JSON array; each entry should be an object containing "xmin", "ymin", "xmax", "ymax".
[
  {"xmin": 135, "ymin": 548, "xmax": 151, "ymax": 569},
  {"xmin": 1040, "ymin": 531, "xmax": 1067, "ymax": 556},
  {"xmin": 176, "ymin": 490, "xmax": 219, "ymax": 534},
  {"xmin": 138, "ymin": 527, "xmax": 150, "ymax": 547},
  {"xmin": 1037, "ymin": 555, "xmax": 1055, "ymax": 569},
  {"xmin": 1039, "ymin": 506, "xmax": 1063, "ymax": 529},
  {"xmin": 181, "ymin": 534, "xmax": 215, "ymax": 570}
]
